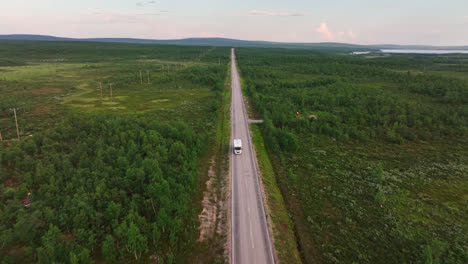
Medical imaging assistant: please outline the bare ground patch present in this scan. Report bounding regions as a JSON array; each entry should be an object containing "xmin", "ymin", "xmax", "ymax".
[
  {"xmin": 32, "ymin": 105, "xmax": 53, "ymax": 114},
  {"xmin": 12, "ymin": 87, "xmax": 61, "ymax": 95},
  {"xmin": 31, "ymin": 88, "xmax": 62, "ymax": 94},
  {"xmin": 198, "ymin": 157, "xmax": 218, "ymax": 241},
  {"xmin": 198, "ymin": 155, "xmax": 229, "ymax": 244}
]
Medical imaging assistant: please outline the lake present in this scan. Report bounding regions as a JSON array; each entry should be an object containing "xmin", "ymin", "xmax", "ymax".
[{"xmin": 381, "ymin": 49, "xmax": 468, "ymax": 54}]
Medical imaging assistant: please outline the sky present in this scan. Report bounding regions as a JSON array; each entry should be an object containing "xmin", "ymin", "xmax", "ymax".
[{"xmin": 1, "ymin": 0, "xmax": 468, "ymax": 45}]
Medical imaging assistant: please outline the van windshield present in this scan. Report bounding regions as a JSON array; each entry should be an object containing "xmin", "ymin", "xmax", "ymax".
[{"xmin": 234, "ymin": 147, "xmax": 241, "ymax": 150}]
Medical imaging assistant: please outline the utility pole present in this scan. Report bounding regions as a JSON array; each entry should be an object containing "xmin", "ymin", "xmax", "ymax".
[
  {"xmin": 12, "ymin": 108, "xmax": 20, "ymax": 141},
  {"xmin": 140, "ymin": 70, "xmax": 143, "ymax": 84},
  {"xmin": 0, "ymin": 130, "xmax": 3, "ymax": 142},
  {"xmin": 147, "ymin": 70, "xmax": 150, "ymax": 84},
  {"xmin": 109, "ymin": 84, "xmax": 113, "ymax": 102},
  {"xmin": 99, "ymin": 82, "xmax": 103, "ymax": 99}
]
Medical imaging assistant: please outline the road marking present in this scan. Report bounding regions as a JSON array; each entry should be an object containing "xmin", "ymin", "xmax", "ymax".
[
  {"xmin": 230, "ymin": 48, "xmax": 275, "ymax": 264},
  {"xmin": 250, "ymin": 220, "xmax": 255, "ymax": 249}
]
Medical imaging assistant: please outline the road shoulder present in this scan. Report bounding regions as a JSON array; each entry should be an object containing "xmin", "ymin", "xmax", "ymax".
[{"xmin": 238, "ymin": 69, "xmax": 302, "ymax": 264}]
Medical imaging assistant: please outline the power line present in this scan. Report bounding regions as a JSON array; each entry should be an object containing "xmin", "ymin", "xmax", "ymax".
[
  {"xmin": 109, "ymin": 83, "xmax": 113, "ymax": 102},
  {"xmin": 10, "ymin": 108, "xmax": 20, "ymax": 141}
]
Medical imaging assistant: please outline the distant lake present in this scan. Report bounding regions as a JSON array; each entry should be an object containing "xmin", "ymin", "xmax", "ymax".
[
  {"xmin": 381, "ymin": 49, "xmax": 468, "ymax": 54},
  {"xmin": 352, "ymin": 51, "xmax": 371, "ymax": 55}
]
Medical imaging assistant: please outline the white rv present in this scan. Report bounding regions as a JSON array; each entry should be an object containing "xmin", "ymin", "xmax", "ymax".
[{"xmin": 233, "ymin": 139, "xmax": 242, "ymax": 155}]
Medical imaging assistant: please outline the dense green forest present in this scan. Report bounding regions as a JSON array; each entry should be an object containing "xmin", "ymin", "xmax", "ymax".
[
  {"xmin": 0, "ymin": 41, "xmax": 230, "ymax": 263},
  {"xmin": 237, "ymin": 48, "xmax": 467, "ymax": 263},
  {"xmin": 1, "ymin": 115, "xmax": 209, "ymax": 263}
]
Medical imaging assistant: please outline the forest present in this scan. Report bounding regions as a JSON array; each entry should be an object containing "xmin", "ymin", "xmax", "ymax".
[
  {"xmin": 0, "ymin": 41, "xmax": 230, "ymax": 263},
  {"xmin": 236, "ymin": 48, "xmax": 467, "ymax": 263},
  {"xmin": 1, "ymin": 115, "xmax": 209, "ymax": 263}
]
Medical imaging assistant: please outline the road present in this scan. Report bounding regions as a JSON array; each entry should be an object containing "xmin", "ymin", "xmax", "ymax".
[{"xmin": 230, "ymin": 48, "xmax": 275, "ymax": 264}]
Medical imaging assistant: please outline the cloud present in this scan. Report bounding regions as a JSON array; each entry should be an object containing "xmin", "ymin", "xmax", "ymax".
[
  {"xmin": 316, "ymin": 23, "xmax": 357, "ymax": 42},
  {"xmin": 316, "ymin": 23, "xmax": 334, "ymax": 41},
  {"xmin": 136, "ymin": 0, "xmax": 156, "ymax": 7},
  {"xmin": 247, "ymin": 10, "xmax": 308, "ymax": 17}
]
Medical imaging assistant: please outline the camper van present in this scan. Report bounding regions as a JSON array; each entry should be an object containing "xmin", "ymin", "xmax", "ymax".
[{"xmin": 233, "ymin": 139, "xmax": 242, "ymax": 155}]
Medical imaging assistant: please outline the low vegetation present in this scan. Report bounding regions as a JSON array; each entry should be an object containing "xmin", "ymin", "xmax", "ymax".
[
  {"xmin": 0, "ymin": 40, "xmax": 230, "ymax": 263},
  {"xmin": 237, "ymin": 48, "xmax": 468, "ymax": 263}
]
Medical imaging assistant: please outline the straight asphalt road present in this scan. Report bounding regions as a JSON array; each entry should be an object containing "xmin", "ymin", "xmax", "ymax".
[{"xmin": 231, "ymin": 48, "xmax": 275, "ymax": 264}]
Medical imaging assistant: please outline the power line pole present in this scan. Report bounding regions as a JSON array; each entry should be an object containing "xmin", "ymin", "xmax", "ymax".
[
  {"xmin": 140, "ymin": 70, "xmax": 143, "ymax": 84},
  {"xmin": 109, "ymin": 84, "xmax": 113, "ymax": 102},
  {"xmin": 12, "ymin": 108, "xmax": 20, "ymax": 141},
  {"xmin": 0, "ymin": 130, "xmax": 3, "ymax": 142}
]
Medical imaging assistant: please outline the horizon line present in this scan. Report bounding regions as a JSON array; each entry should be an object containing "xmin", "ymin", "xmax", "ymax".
[{"xmin": 1, "ymin": 33, "xmax": 467, "ymax": 47}]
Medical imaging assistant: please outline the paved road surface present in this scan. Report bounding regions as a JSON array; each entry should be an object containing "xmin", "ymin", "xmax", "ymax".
[{"xmin": 231, "ymin": 48, "xmax": 275, "ymax": 264}]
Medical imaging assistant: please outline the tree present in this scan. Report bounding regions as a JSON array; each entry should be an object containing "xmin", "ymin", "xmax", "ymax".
[
  {"xmin": 126, "ymin": 222, "xmax": 148, "ymax": 260},
  {"xmin": 37, "ymin": 224, "xmax": 66, "ymax": 264},
  {"xmin": 374, "ymin": 190, "xmax": 386, "ymax": 205},
  {"xmin": 422, "ymin": 245, "xmax": 433, "ymax": 264},
  {"xmin": 70, "ymin": 252, "xmax": 79, "ymax": 264},
  {"xmin": 1, "ymin": 114, "xmax": 207, "ymax": 261},
  {"xmin": 102, "ymin": 235, "xmax": 117, "ymax": 263}
]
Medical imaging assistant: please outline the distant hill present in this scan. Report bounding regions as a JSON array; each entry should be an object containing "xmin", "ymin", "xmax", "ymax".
[
  {"xmin": 0, "ymin": 34, "xmax": 74, "ymax": 41},
  {"xmin": 0, "ymin": 34, "xmax": 376, "ymax": 51},
  {"xmin": 0, "ymin": 34, "xmax": 467, "ymax": 51}
]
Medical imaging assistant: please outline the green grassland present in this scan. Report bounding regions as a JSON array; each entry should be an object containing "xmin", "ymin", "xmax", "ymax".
[
  {"xmin": 0, "ymin": 40, "xmax": 230, "ymax": 139},
  {"xmin": 237, "ymin": 48, "xmax": 468, "ymax": 263},
  {"xmin": 0, "ymin": 40, "xmax": 231, "ymax": 263}
]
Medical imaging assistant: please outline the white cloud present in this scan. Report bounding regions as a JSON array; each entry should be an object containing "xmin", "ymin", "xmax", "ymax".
[
  {"xmin": 347, "ymin": 30, "xmax": 356, "ymax": 40},
  {"xmin": 315, "ymin": 23, "xmax": 358, "ymax": 42},
  {"xmin": 316, "ymin": 23, "xmax": 334, "ymax": 41}
]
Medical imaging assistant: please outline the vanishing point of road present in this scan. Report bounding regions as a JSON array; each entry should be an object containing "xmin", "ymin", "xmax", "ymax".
[{"xmin": 230, "ymin": 48, "xmax": 275, "ymax": 264}]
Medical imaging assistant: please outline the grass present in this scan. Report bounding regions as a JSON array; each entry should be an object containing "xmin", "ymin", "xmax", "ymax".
[
  {"xmin": 0, "ymin": 53, "xmax": 222, "ymax": 139},
  {"xmin": 251, "ymin": 124, "xmax": 302, "ymax": 264},
  {"xmin": 0, "ymin": 63, "xmax": 88, "ymax": 81}
]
